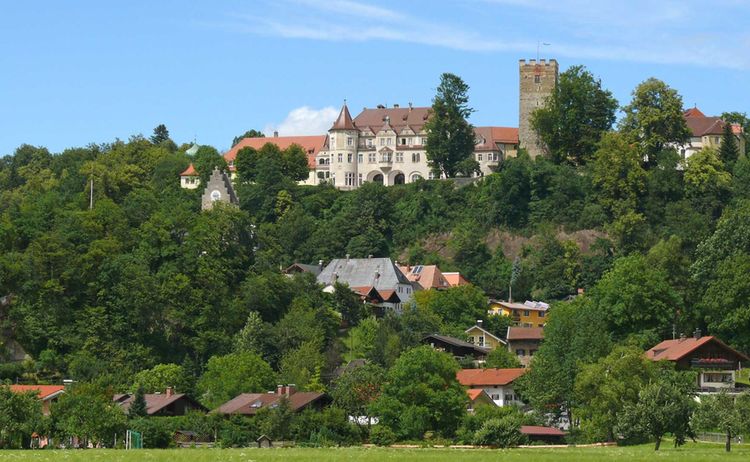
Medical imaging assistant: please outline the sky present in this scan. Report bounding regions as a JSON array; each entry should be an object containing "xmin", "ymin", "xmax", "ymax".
[{"xmin": 1, "ymin": 0, "xmax": 749, "ymax": 156}]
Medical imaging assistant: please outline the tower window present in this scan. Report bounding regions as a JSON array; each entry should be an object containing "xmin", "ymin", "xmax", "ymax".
[{"xmin": 534, "ymin": 75, "xmax": 540, "ymax": 83}]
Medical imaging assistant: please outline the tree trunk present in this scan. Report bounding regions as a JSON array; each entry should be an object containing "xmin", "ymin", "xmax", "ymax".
[
  {"xmin": 726, "ymin": 431, "xmax": 731, "ymax": 452},
  {"xmin": 654, "ymin": 436, "xmax": 661, "ymax": 451}
]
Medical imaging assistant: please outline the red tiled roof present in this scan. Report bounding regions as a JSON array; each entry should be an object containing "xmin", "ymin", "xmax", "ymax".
[
  {"xmin": 331, "ymin": 104, "xmax": 356, "ymax": 130},
  {"xmin": 507, "ymin": 327, "xmax": 544, "ymax": 341},
  {"xmin": 214, "ymin": 391, "xmax": 324, "ymax": 415},
  {"xmin": 683, "ymin": 107, "xmax": 738, "ymax": 137},
  {"xmin": 180, "ymin": 163, "xmax": 198, "ymax": 176},
  {"xmin": 353, "ymin": 107, "xmax": 432, "ymax": 134},
  {"xmin": 467, "ymin": 388, "xmax": 487, "ymax": 401},
  {"xmin": 456, "ymin": 368, "xmax": 526, "ymax": 387},
  {"xmin": 646, "ymin": 336, "xmax": 749, "ymax": 362},
  {"xmin": 474, "ymin": 126, "xmax": 519, "ymax": 151},
  {"xmin": 521, "ymin": 425, "xmax": 566, "ymax": 436},
  {"xmin": 442, "ymin": 272, "xmax": 469, "ymax": 286},
  {"xmin": 398, "ymin": 265, "xmax": 450, "ymax": 290},
  {"xmin": 683, "ymin": 107, "xmax": 706, "ymax": 118},
  {"xmin": 9, "ymin": 385, "xmax": 65, "ymax": 400},
  {"xmin": 223, "ymin": 136, "xmax": 327, "ymax": 169},
  {"xmin": 113, "ymin": 392, "xmax": 205, "ymax": 415}
]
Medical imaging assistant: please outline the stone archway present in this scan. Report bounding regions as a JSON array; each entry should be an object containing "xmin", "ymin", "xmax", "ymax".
[
  {"xmin": 372, "ymin": 173, "xmax": 384, "ymax": 184},
  {"xmin": 393, "ymin": 172, "xmax": 405, "ymax": 185}
]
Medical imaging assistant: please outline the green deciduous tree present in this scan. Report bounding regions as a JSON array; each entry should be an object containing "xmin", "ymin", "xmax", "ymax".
[
  {"xmin": 591, "ymin": 132, "xmax": 647, "ymax": 219},
  {"xmin": 590, "ymin": 254, "xmax": 680, "ymax": 340},
  {"xmin": 692, "ymin": 391, "xmax": 750, "ymax": 452},
  {"xmin": 484, "ymin": 346, "xmax": 521, "ymax": 369},
  {"xmin": 425, "ymin": 73, "xmax": 476, "ymax": 178},
  {"xmin": 684, "ymin": 148, "xmax": 731, "ymax": 218},
  {"xmin": 616, "ymin": 369, "xmax": 697, "ymax": 450},
  {"xmin": 531, "ymin": 65, "xmax": 618, "ymax": 165},
  {"xmin": 232, "ymin": 129, "xmax": 265, "ymax": 147},
  {"xmin": 51, "ymin": 383, "xmax": 127, "ymax": 447},
  {"xmin": 0, "ymin": 386, "xmax": 43, "ymax": 449},
  {"xmin": 412, "ymin": 284, "xmax": 487, "ymax": 330},
  {"xmin": 131, "ymin": 364, "xmax": 190, "ymax": 394},
  {"xmin": 371, "ymin": 346, "xmax": 467, "ymax": 439},
  {"xmin": 331, "ymin": 362, "xmax": 386, "ymax": 429},
  {"xmin": 619, "ymin": 78, "xmax": 691, "ymax": 165},
  {"xmin": 196, "ymin": 351, "xmax": 276, "ymax": 409},
  {"xmin": 575, "ymin": 345, "xmax": 657, "ymax": 441}
]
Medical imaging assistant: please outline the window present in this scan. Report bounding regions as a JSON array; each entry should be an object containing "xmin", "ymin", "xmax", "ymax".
[
  {"xmin": 534, "ymin": 74, "xmax": 540, "ymax": 83},
  {"xmin": 386, "ymin": 138, "xmax": 392, "ymax": 146},
  {"xmin": 504, "ymin": 393, "xmax": 515, "ymax": 402},
  {"xmin": 411, "ymin": 173, "xmax": 422, "ymax": 182},
  {"xmin": 478, "ymin": 336, "xmax": 485, "ymax": 346},
  {"xmin": 539, "ymin": 311, "xmax": 545, "ymax": 317},
  {"xmin": 400, "ymin": 138, "xmax": 407, "ymax": 145},
  {"xmin": 490, "ymin": 394, "xmax": 500, "ymax": 401},
  {"xmin": 516, "ymin": 349, "xmax": 525, "ymax": 356},
  {"xmin": 408, "ymin": 137, "xmax": 413, "ymax": 145},
  {"xmin": 367, "ymin": 138, "xmax": 373, "ymax": 147},
  {"xmin": 347, "ymin": 153, "xmax": 353, "ymax": 163},
  {"xmin": 488, "ymin": 152, "xmax": 499, "ymax": 162},
  {"xmin": 477, "ymin": 153, "xmax": 483, "ymax": 161},
  {"xmin": 368, "ymin": 152, "xmax": 376, "ymax": 163},
  {"xmin": 428, "ymin": 171, "xmax": 436, "ymax": 180},
  {"xmin": 337, "ymin": 153, "xmax": 343, "ymax": 162},
  {"xmin": 380, "ymin": 138, "xmax": 385, "ymax": 146},
  {"xmin": 381, "ymin": 152, "xmax": 392, "ymax": 162},
  {"xmin": 421, "ymin": 137, "xmax": 428, "ymax": 145},
  {"xmin": 358, "ymin": 173, "xmax": 363, "ymax": 186},
  {"xmin": 358, "ymin": 153, "xmax": 363, "ymax": 163},
  {"xmin": 347, "ymin": 136, "xmax": 353, "ymax": 146},
  {"xmin": 524, "ymin": 310, "xmax": 530, "ymax": 317},
  {"xmin": 345, "ymin": 172, "xmax": 355, "ymax": 186},
  {"xmin": 396, "ymin": 152, "xmax": 403, "ymax": 162},
  {"xmin": 330, "ymin": 136, "xmax": 335, "ymax": 147},
  {"xmin": 412, "ymin": 152, "xmax": 420, "ymax": 163}
]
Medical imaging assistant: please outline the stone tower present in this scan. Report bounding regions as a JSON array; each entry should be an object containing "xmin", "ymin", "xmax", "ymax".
[{"xmin": 519, "ymin": 58, "xmax": 558, "ymax": 158}]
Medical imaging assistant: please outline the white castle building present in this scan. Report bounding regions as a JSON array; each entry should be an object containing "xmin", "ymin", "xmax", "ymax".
[{"xmin": 217, "ymin": 102, "xmax": 519, "ymax": 190}]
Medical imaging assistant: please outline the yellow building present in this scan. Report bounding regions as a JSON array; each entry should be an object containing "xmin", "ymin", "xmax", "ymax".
[
  {"xmin": 488, "ymin": 300, "xmax": 548, "ymax": 328},
  {"xmin": 465, "ymin": 321, "xmax": 506, "ymax": 350}
]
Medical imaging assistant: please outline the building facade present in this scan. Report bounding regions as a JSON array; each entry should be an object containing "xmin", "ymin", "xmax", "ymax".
[
  {"xmin": 201, "ymin": 168, "xmax": 239, "ymax": 211},
  {"xmin": 456, "ymin": 368, "xmax": 526, "ymax": 407},
  {"xmin": 680, "ymin": 107, "xmax": 745, "ymax": 160},
  {"xmin": 518, "ymin": 59, "xmax": 558, "ymax": 158},
  {"xmin": 318, "ymin": 103, "xmax": 518, "ymax": 190},
  {"xmin": 489, "ymin": 300, "xmax": 549, "ymax": 327}
]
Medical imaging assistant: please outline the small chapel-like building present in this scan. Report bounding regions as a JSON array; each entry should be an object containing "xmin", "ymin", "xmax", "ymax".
[{"xmin": 201, "ymin": 168, "xmax": 239, "ymax": 211}]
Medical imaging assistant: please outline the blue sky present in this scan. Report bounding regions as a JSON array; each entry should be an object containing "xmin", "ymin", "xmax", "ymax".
[{"xmin": 1, "ymin": 0, "xmax": 749, "ymax": 156}]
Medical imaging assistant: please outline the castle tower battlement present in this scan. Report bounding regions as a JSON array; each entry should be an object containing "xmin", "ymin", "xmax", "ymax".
[{"xmin": 519, "ymin": 58, "xmax": 558, "ymax": 158}]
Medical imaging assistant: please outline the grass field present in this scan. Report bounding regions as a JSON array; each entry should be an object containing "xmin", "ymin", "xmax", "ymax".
[{"xmin": 0, "ymin": 442, "xmax": 747, "ymax": 462}]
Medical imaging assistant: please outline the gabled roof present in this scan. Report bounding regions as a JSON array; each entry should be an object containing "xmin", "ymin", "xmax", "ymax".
[
  {"xmin": 214, "ymin": 392, "xmax": 325, "ymax": 415},
  {"xmin": 330, "ymin": 103, "xmax": 356, "ymax": 131},
  {"xmin": 456, "ymin": 368, "xmax": 526, "ymax": 387},
  {"xmin": 507, "ymin": 326, "xmax": 544, "ymax": 341},
  {"xmin": 474, "ymin": 126, "xmax": 519, "ymax": 151},
  {"xmin": 353, "ymin": 106, "xmax": 432, "ymax": 134},
  {"xmin": 646, "ymin": 336, "xmax": 749, "ymax": 362},
  {"xmin": 424, "ymin": 334, "xmax": 491, "ymax": 355},
  {"xmin": 180, "ymin": 163, "xmax": 198, "ymax": 176},
  {"xmin": 9, "ymin": 385, "xmax": 65, "ymax": 401},
  {"xmin": 223, "ymin": 135, "xmax": 327, "ymax": 169},
  {"xmin": 465, "ymin": 325, "xmax": 506, "ymax": 345},
  {"xmin": 114, "ymin": 392, "xmax": 207, "ymax": 415},
  {"xmin": 317, "ymin": 258, "xmax": 410, "ymax": 292},
  {"xmin": 442, "ymin": 272, "xmax": 469, "ymax": 286},
  {"xmin": 398, "ymin": 264, "xmax": 451, "ymax": 290},
  {"xmin": 466, "ymin": 388, "xmax": 495, "ymax": 404},
  {"xmin": 284, "ymin": 263, "xmax": 323, "ymax": 276},
  {"xmin": 683, "ymin": 107, "xmax": 736, "ymax": 137}
]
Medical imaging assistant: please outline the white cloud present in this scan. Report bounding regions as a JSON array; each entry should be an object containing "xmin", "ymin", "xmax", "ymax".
[
  {"xmin": 264, "ymin": 106, "xmax": 338, "ymax": 136},
  {"xmin": 215, "ymin": 0, "xmax": 750, "ymax": 70}
]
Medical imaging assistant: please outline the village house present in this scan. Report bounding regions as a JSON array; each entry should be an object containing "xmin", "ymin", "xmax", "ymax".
[
  {"xmin": 465, "ymin": 320, "xmax": 506, "ymax": 350},
  {"xmin": 214, "ymin": 385, "xmax": 326, "ymax": 416},
  {"xmin": 456, "ymin": 368, "xmax": 526, "ymax": 407},
  {"xmin": 466, "ymin": 388, "xmax": 496, "ymax": 413},
  {"xmin": 680, "ymin": 107, "xmax": 745, "ymax": 160},
  {"xmin": 317, "ymin": 256, "xmax": 415, "ymax": 312},
  {"xmin": 646, "ymin": 330, "xmax": 749, "ymax": 393},
  {"xmin": 113, "ymin": 387, "xmax": 206, "ymax": 416},
  {"xmin": 179, "ymin": 163, "xmax": 200, "ymax": 189},
  {"xmin": 423, "ymin": 334, "xmax": 491, "ymax": 362},
  {"xmin": 488, "ymin": 300, "xmax": 549, "ymax": 327},
  {"xmin": 9, "ymin": 384, "xmax": 65, "ymax": 416},
  {"xmin": 397, "ymin": 264, "xmax": 468, "ymax": 290},
  {"xmin": 222, "ymin": 133, "xmax": 327, "ymax": 184},
  {"xmin": 506, "ymin": 326, "xmax": 544, "ymax": 367}
]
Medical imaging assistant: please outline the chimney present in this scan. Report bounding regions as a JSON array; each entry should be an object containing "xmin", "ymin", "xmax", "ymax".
[
  {"xmin": 477, "ymin": 319, "xmax": 483, "ymax": 327},
  {"xmin": 273, "ymin": 130, "xmax": 279, "ymax": 138},
  {"xmin": 368, "ymin": 254, "xmax": 373, "ymax": 259},
  {"xmin": 318, "ymin": 259, "xmax": 324, "ymax": 270},
  {"xmin": 286, "ymin": 384, "xmax": 296, "ymax": 397},
  {"xmin": 166, "ymin": 387, "xmax": 174, "ymax": 397},
  {"xmin": 277, "ymin": 384, "xmax": 284, "ymax": 395},
  {"xmin": 345, "ymin": 254, "xmax": 350, "ymax": 261},
  {"xmin": 694, "ymin": 328, "xmax": 702, "ymax": 339}
]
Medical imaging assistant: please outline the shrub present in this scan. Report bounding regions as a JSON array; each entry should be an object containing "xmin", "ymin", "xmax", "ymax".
[
  {"xmin": 472, "ymin": 415, "xmax": 528, "ymax": 448},
  {"xmin": 370, "ymin": 425, "xmax": 396, "ymax": 446}
]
